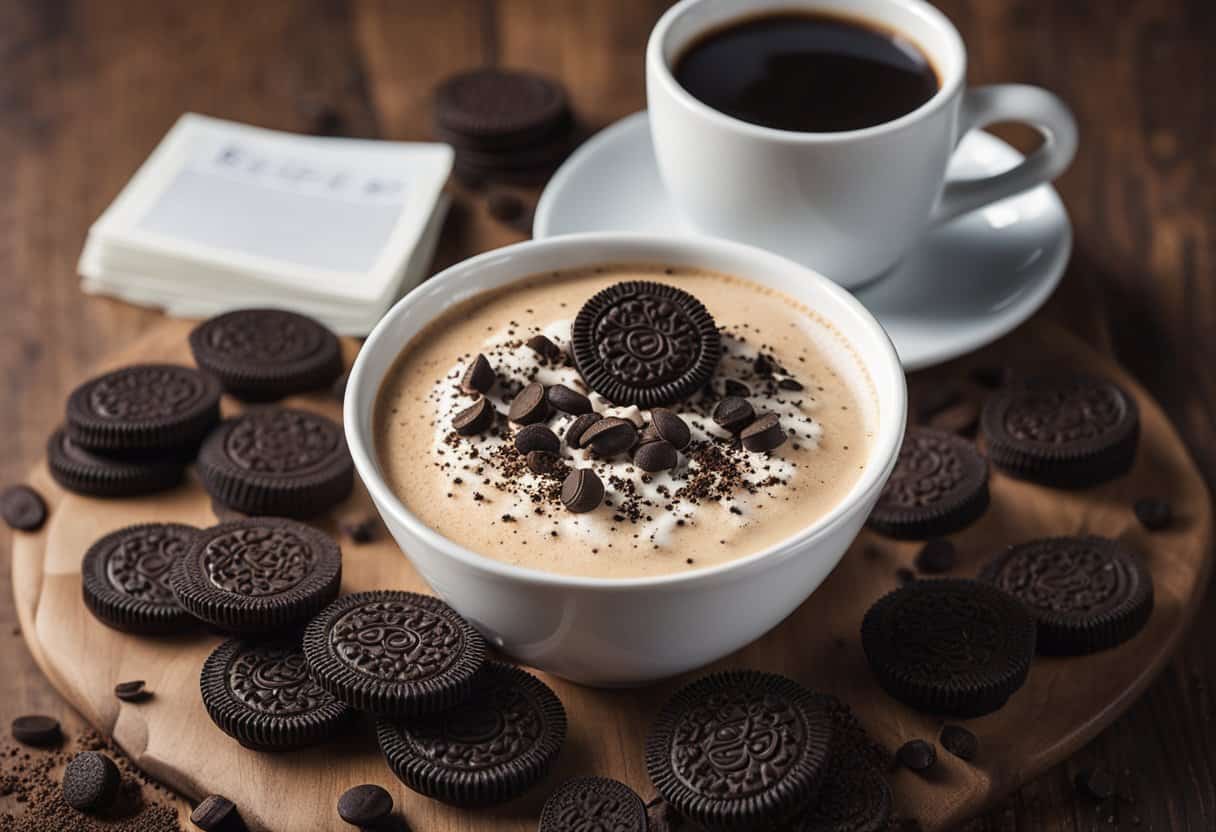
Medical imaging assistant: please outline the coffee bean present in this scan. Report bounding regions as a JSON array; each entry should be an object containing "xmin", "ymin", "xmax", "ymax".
[
  {"xmin": 508, "ymin": 382, "xmax": 550, "ymax": 425},
  {"xmin": 191, "ymin": 794, "xmax": 246, "ymax": 831},
  {"xmin": 914, "ymin": 539, "xmax": 956, "ymax": 574},
  {"xmin": 11, "ymin": 715, "xmax": 61, "ymax": 747},
  {"xmin": 453, "ymin": 397, "xmax": 495, "ymax": 435},
  {"xmin": 712, "ymin": 397, "xmax": 754, "ymax": 434},
  {"xmin": 929, "ymin": 400, "xmax": 980, "ymax": 436},
  {"xmin": 777, "ymin": 377, "xmax": 804, "ymax": 391},
  {"xmin": 561, "ymin": 469, "xmax": 604, "ymax": 513},
  {"xmin": 514, "ymin": 424, "xmax": 560, "ymax": 455},
  {"xmin": 741, "ymin": 413, "xmax": 787, "ymax": 453},
  {"xmin": 564, "ymin": 413, "xmax": 602, "ymax": 449},
  {"xmin": 526, "ymin": 451, "xmax": 563, "ymax": 476},
  {"xmin": 525, "ymin": 334, "xmax": 563, "ymax": 364},
  {"xmin": 896, "ymin": 739, "xmax": 936, "ymax": 773},
  {"xmin": 1075, "ymin": 767, "xmax": 1116, "ymax": 802},
  {"xmin": 62, "ymin": 751, "xmax": 121, "ymax": 812},
  {"xmin": 651, "ymin": 408, "xmax": 691, "ymax": 451},
  {"xmin": 939, "ymin": 724, "xmax": 978, "ymax": 761},
  {"xmin": 2, "ymin": 484, "xmax": 46, "ymax": 532},
  {"xmin": 1133, "ymin": 497, "xmax": 1172, "ymax": 531},
  {"xmin": 337, "ymin": 783, "xmax": 394, "ymax": 827},
  {"xmin": 114, "ymin": 680, "xmax": 150, "ymax": 703},
  {"xmin": 547, "ymin": 384, "xmax": 593, "ymax": 415},
  {"xmin": 635, "ymin": 440, "xmax": 678, "ymax": 473},
  {"xmin": 723, "ymin": 379, "xmax": 751, "ymax": 398},
  {"xmin": 461, "ymin": 354, "xmax": 495, "ymax": 394},
  {"xmin": 487, "ymin": 190, "xmax": 525, "ymax": 223},
  {"xmin": 581, "ymin": 417, "xmax": 638, "ymax": 456}
]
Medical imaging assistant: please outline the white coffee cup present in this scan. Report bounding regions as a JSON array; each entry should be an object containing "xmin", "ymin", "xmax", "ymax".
[{"xmin": 647, "ymin": 0, "xmax": 1078, "ymax": 288}]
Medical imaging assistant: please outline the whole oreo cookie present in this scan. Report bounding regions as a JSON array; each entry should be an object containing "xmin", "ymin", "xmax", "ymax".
[
  {"xmin": 434, "ymin": 68, "xmax": 569, "ymax": 143},
  {"xmin": 169, "ymin": 518, "xmax": 342, "ymax": 634},
  {"xmin": 790, "ymin": 745, "xmax": 892, "ymax": 832},
  {"xmin": 375, "ymin": 661, "xmax": 566, "ymax": 807},
  {"xmin": 645, "ymin": 670, "xmax": 834, "ymax": 830},
  {"xmin": 197, "ymin": 407, "xmax": 353, "ymax": 518},
  {"xmin": 572, "ymin": 281, "xmax": 722, "ymax": 407},
  {"xmin": 861, "ymin": 579, "xmax": 1036, "ymax": 717},
  {"xmin": 48, "ymin": 428, "xmax": 185, "ymax": 498},
  {"xmin": 189, "ymin": 309, "xmax": 343, "ymax": 402},
  {"xmin": 65, "ymin": 364, "xmax": 221, "ymax": 454},
  {"xmin": 981, "ymin": 374, "xmax": 1140, "ymax": 487},
  {"xmin": 867, "ymin": 428, "xmax": 990, "ymax": 539},
  {"xmin": 82, "ymin": 523, "xmax": 198, "ymax": 634},
  {"xmin": 200, "ymin": 639, "xmax": 351, "ymax": 751},
  {"xmin": 304, "ymin": 590, "xmax": 487, "ymax": 717},
  {"xmin": 980, "ymin": 536, "xmax": 1154, "ymax": 655},
  {"xmin": 539, "ymin": 777, "xmax": 647, "ymax": 832}
]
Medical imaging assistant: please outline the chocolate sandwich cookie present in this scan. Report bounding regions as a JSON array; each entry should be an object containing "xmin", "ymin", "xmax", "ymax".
[
  {"xmin": 200, "ymin": 639, "xmax": 351, "ymax": 751},
  {"xmin": 304, "ymin": 590, "xmax": 487, "ymax": 717},
  {"xmin": 981, "ymin": 374, "xmax": 1140, "ymax": 487},
  {"xmin": 861, "ymin": 579, "xmax": 1036, "ymax": 717},
  {"xmin": 434, "ymin": 68, "xmax": 570, "ymax": 145},
  {"xmin": 646, "ymin": 670, "xmax": 834, "ymax": 830},
  {"xmin": 788, "ymin": 745, "xmax": 892, "ymax": 832},
  {"xmin": 170, "ymin": 518, "xmax": 342, "ymax": 634},
  {"xmin": 65, "ymin": 363, "xmax": 221, "ymax": 454},
  {"xmin": 980, "ymin": 536, "xmax": 1154, "ymax": 655},
  {"xmin": 867, "ymin": 428, "xmax": 990, "ymax": 539},
  {"xmin": 189, "ymin": 309, "xmax": 343, "ymax": 402},
  {"xmin": 539, "ymin": 777, "xmax": 647, "ymax": 832},
  {"xmin": 572, "ymin": 281, "xmax": 723, "ymax": 407},
  {"xmin": 376, "ymin": 661, "xmax": 566, "ymax": 807},
  {"xmin": 197, "ymin": 407, "xmax": 354, "ymax": 518},
  {"xmin": 47, "ymin": 428, "xmax": 185, "ymax": 497},
  {"xmin": 82, "ymin": 523, "xmax": 198, "ymax": 634}
]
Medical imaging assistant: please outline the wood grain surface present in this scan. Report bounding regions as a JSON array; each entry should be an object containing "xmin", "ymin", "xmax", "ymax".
[
  {"xmin": 1, "ymin": 1, "xmax": 1213, "ymax": 830},
  {"xmin": 10, "ymin": 318, "xmax": 1213, "ymax": 832}
]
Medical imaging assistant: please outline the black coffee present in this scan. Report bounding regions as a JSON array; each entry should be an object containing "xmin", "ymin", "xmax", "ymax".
[{"xmin": 673, "ymin": 12, "xmax": 939, "ymax": 133}]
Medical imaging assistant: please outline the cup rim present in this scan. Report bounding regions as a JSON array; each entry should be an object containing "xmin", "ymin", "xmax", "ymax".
[
  {"xmin": 345, "ymin": 232, "xmax": 907, "ymax": 590},
  {"xmin": 647, "ymin": 0, "xmax": 967, "ymax": 144}
]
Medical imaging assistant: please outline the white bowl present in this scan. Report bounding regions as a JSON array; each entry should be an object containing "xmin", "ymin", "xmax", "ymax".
[{"xmin": 345, "ymin": 233, "xmax": 906, "ymax": 686}]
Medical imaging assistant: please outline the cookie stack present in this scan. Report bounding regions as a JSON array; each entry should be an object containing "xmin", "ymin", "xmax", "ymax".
[{"xmin": 434, "ymin": 68, "xmax": 578, "ymax": 186}]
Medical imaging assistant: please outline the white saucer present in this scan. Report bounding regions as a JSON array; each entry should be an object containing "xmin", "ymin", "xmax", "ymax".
[{"xmin": 535, "ymin": 111, "xmax": 1072, "ymax": 371}]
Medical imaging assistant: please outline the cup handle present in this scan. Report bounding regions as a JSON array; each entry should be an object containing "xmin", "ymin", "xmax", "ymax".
[{"xmin": 930, "ymin": 84, "xmax": 1078, "ymax": 226}]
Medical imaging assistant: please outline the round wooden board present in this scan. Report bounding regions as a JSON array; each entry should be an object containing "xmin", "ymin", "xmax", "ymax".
[{"xmin": 10, "ymin": 318, "xmax": 1212, "ymax": 832}]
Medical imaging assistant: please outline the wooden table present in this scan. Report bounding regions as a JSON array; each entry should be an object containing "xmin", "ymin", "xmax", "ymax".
[{"xmin": 1, "ymin": 1, "xmax": 1211, "ymax": 829}]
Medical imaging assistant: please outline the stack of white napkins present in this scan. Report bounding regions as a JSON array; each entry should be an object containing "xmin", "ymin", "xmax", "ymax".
[{"xmin": 79, "ymin": 114, "xmax": 453, "ymax": 335}]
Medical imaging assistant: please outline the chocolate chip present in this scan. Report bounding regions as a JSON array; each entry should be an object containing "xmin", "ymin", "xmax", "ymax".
[
  {"xmin": 63, "ymin": 751, "xmax": 121, "ymax": 812},
  {"xmin": 114, "ymin": 680, "xmax": 150, "ymax": 703},
  {"xmin": 564, "ymin": 413, "xmax": 602, "ymax": 449},
  {"xmin": 723, "ymin": 379, "xmax": 751, "ymax": 398},
  {"xmin": 777, "ymin": 377, "xmax": 804, "ymax": 391},
  {"xmin": 453, "ymin": 397, "xmax": 495, "ymax": 435},
  {"xmin": 914, "ymin": 539, "xmax": 956, "ymax": 574},
  {"xmin": 712, "ymin": 396, "xmax": 754, "ymax": 434},
  {"xmin": 11, "ymin": 715, "xmax": 61, "ymax": 747},
  {"xmin": 547, "ymin": 384, "xmax": 593, "ymax": 415},
  {"xmin": 635, "ymin": 440, "xmax": 678, "ymax": 473},
  {"xmin": 526, "ymin": 451, "xmax": 564, "ymax": 476},
  {"xmin": 1075, "ymin": 767, "xmax": 1116, "ymax": 802},
  {"xmin": 1133, "ymin": 497, "xmax": 1172, "ymax": 531},
  {"xmin": 896, "ymin": 740, "xmax": 936, "ymax": 773},
  {"xmin": 581, "ymin": 417, "xmax": 638, "ymax": 456},
  {"xmin": 741, "ymin": 413, "xmax": 787, "ymax": 453},
  {"xmin": 514, "ymin": 424, "xmax": 560, "ymax": 455},
  {"xmin": 191, "ymin": 794, "xmax": 246, "ymax": 831},
  {"xmin": 753, "ymin": 354, "xmax": 776, "ymax": 377},
  {"xmin": 929, "ymin": 400, "xmax": 980, "ymax": 436},
  {"xmin": 2, "ymin": 484, "xmax": 47, "ymax": 532},
  {"xmin": 526, "ymin": 335, "xmax": 563, "ymax": 364},
  {"xmin": 508, "ymin": 382, "xmax": 550, "ymax": 424},
  {"xmin": 337, "ymin": 784, "xmax": 394, "ymax": 827},
  {"xmin": 651, "ymin": 408, "xmax": 691, "ymax": 451},
  {"xmin": 461, "ymin": 354, "xmax": 495, "ymax": 394},
  {"xmin": 487, "ymin": 190, "xmax": 525, "ymax": 223},
  {"xmin": 561, "ymin": 469, "xmax": 604, "ymax": 513},
  {"xmin": 940, "ymin": 724, "xmax": 978, "ymax": 761},
  {"xmin": 341, "ymin": 515, "xmax": 379, "ymax": 543}
]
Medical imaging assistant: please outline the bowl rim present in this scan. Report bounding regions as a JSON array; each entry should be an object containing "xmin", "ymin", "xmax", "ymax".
[{"xmin": 345, "ymin": 231, "xmax": 907, "ymax": 590}]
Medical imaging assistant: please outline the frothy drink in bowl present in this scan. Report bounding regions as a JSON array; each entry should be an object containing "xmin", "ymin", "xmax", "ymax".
[{"xmin": 374, "ymin": 265, "xmax": 874, "ymax": 579}]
